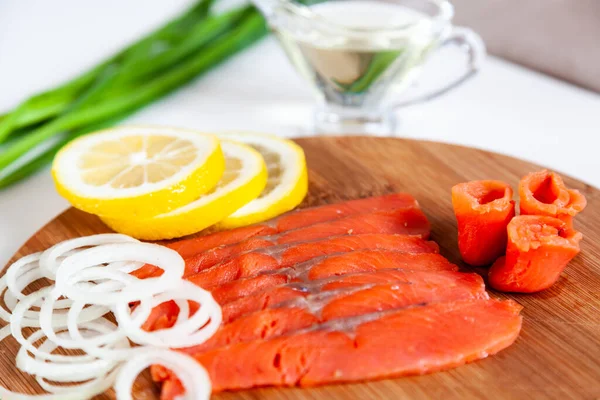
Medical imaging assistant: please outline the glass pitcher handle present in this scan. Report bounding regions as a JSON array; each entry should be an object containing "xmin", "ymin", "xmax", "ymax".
[{"xmin": 392, "ymin": 27, "xmax": 486, "ymax": 109}]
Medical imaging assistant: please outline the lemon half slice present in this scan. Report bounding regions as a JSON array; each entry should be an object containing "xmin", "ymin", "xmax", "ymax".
[
  {"xmin": 216, "ymin": 132, "xmax": 308, "ymax": 229},
  {"xmin": 52, "ymin": 126, "xmax": 224, "ymax": 218},
  {"xmin": 101, "ymin": 140, "xmax": 267, "ymax": 240}
]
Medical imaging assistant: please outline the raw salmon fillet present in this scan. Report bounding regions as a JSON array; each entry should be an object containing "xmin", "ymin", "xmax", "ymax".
[
  {"xmin": 158, "ymin": 299, "xmax": 522, "ymax": 397},
  {"xmin": 138, "ymin": 194, "xmax": 524, "ymax": 399},
  {"xmin": 134, "ymin": 193, "xmax": 422, "ymax": 278},
  {"xmin": 183, "ymin": 270, "xmax": 487, "ymax": 353},
  {"xmin": 181, "ymin": 208, "xmax": 430, "ymax": 276},
  {"xmin": 136, "ymin": 208, "xmax": 430, "ymax": 279},
  {"xmin": 143, "ymin": 246, "xmax": 445, "ymax": 332},
  {"xmin": 187, "ymin": 244, "xmax": 445, "ymax": 292},
  {"xmin": 144, "ymin": 257, "xmax": 463, "ymax": 333},
  {"xmin": 168, "ymin": 193, "xmax": 419, "ymax": 258},
  {"xmin": 212, "ymin": 250, "xmax": 456, "ymax": 305},
  {"xmin": 219, "ymin": 267, "xmax": 470, "ymax": 323}
]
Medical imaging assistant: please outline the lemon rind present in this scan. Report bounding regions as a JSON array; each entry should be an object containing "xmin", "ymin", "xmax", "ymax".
[
  {"xmin": 52, "ymin": 126, "xmax": 225, "ymax": 219},
  {"xmin": 101, "ymin": 141, "xmax": 267, "ymax": 240}
]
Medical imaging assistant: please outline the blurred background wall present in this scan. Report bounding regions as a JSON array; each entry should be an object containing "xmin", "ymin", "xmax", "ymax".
[{"xmin": 452, "ymin": 0, "xmax": 600, "ymax": 93}]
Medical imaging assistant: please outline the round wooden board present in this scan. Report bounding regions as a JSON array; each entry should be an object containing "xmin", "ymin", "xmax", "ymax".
[{"xmin": 2, "ymin": 137, "xmax": 600, "ymax": 400}]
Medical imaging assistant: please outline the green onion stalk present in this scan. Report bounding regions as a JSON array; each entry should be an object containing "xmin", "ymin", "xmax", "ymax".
[{"xmin": 0, "ymin": 1, "xmax": 268, "ymax": 189}]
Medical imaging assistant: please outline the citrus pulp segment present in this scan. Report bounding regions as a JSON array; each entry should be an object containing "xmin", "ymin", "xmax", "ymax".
[
  {"xmin": 102, "ymin": 140, "xmax": 267, "ymax": 240},
  {"xmin": 52, "ymin": 126, "xmax": 225, "ymax": 219}
]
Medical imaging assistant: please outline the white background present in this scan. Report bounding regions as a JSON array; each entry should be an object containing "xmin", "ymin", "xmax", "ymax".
[{"xmin": 1, "ymin": 0, "xmax": 599, "ymax": 266}]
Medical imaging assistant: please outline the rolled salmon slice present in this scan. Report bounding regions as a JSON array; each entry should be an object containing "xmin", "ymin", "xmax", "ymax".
[
  {"xmin": 452, "ymin": 180, "xmax": 515, "ymax": 266},
  {"xmin": 488, "ymin": 215, "xmax": 582, "ymax": 293},
  {"xmin": 519, "ymin": 170, "xmax": 586, "ymax": 227},
  {"xmin": 158, "ymin": 299, "xmax": 522, "ymax": 397}
]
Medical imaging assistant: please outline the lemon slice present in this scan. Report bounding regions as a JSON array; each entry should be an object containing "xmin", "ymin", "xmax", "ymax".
[
  {"xmin": 52, "ymin": 126, "xmax": 224, "ymax": 218},
  {"xmin": 101, "ymin": 140, "xmax": 267, "ymax": 240},
  {"xmin": 215, "ymin": 132, "xmax": 308, "ymax": 229}
]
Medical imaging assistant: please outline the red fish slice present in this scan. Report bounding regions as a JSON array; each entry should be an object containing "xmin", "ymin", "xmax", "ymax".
[
  {"xmin": 142, "ymin": 250, "xmax": 454, "ymax": 333},
  {"xmin": 141, "ymin": 236, "xmax": 439, "ymax": 333},
  {"xmin": 217, "ymin": 253, "xmax": 459, "ymax": 322},
  {"xmin": 167, "ymin": 193, "xmax": 419, "ymax": 257},
  {"xmin": 133, "ymin": 193, "xmax": 422, "ymax": 278},
  {"xmin": 158, "ymin": 299, "xmax": 522, "ymax": 397},
  {"xmin": 182, "ymin": 270, "xmax": 487, "ymax": 353},
  {"xmin": 188, "ymin": 243, "xmax": 443, "ymax": 292},
  {"xmin": 180, "ymin": 207, "xmax": 430, "ymax": 276}
]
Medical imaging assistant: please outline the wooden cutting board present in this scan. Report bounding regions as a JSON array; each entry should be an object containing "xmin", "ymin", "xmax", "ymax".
[{"xmin": 2, "ymin": 137, "xmax": 599, "ymax": 400}]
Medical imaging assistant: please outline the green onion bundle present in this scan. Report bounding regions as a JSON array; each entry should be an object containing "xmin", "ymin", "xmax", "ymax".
[{"xmin": 0, "ymin": 1, "xmax": 268, "ymax": 189}]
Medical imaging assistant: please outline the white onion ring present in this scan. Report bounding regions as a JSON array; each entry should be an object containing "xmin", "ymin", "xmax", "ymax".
[
  {"xmin": 0, "ymin": 322, "xmax": 123, "ymax": 400},
  {"xmin": 114, "ymin": 280, "xmax": 221, "ymax": 348},
  {"xmin": 30, "ymin": 326, "xmax": 124, "ymax": 392},
  {"xmin": 55, "ymin": 243, "xmax": 184, "ymax": 305},
  {"xmin": 0, "ymin": 234, "xmax": 220, "ymax": 399},
  {"xmin": 11, "ymin": 289, "xmax": 107, "ymax": 360},
  {"xmin": 64, "ymin": 301, "xmax": 143, "ymax": 361},
  {"xmin": 9, "ymin": 288, "xmax": 51, "ymax": 329},
  {"xmin": 39, "ymin": 234, "xmax": 138, "ymax": 279},
  {"xmin": 15, "ymin": 326, "xmax": 117, "ymax": 381},
  {"xmin": 4, "ymin": 267, "xmax": 76, "ymax": 322},
  {"xmin": 39, "ymin": 290, "xmax": 112, "ymax": 350},
  {"xmin": 0, "ymin": 325, "xmax": 10, "ymax": 341},
  {"xmin": 5, "ymin": 252, "xmax": 42, "ymax": 301},
  {"xmin": 114, "ymin": 348, "xmax": 211, "ymax": 400},
  {"xmin": 2, "ymin": 257, "xmax": 69, "ymax": 323},
  {"xmin": 0, "ymin": 276, "xmax": 14, "ymax": 323},
  {"xmin": 0, "ymin": 386, "xmax": 103, "ymax": 400}
]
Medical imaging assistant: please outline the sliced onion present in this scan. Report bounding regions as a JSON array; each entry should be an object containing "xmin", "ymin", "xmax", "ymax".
[
  {"xmin": 0, "ymin": 386, "xmax": 102, "ymax": 400},
  {"xmin": 66, "ymin": 267, "xmax": 138, "ymax": 294},
  {"xmin": 114, "ymin": 348, "xmax": 211, "ymax": 400},
  {"xmin": 114, "ymin": 280, "xmax": 222, "ymax": 348},
  {"xmin": 15, "ymin": 327, "xmax": 117, "ymax": 381},
  {"xmin": 1, "ymin": 326, "xmax": 122, "ymax": 399},
  {"xmin": 4, "ymin": 266, "xmax": 75, "ymax": 322},
  {"xmin": 11, "ymin": 289, "xmax": 106, "ymax": 359},
  {"xmin": 64, "ymin": 301, "xmax": 141, "ymax": 361},
  {"xmin": 39, "ymin": 234, "xmax": 138, "ymax": 279},
  {"xmin": 55, "ymin": 243, "xmax": 184, "ymax": 305},
  {"xmin": 5, "ymin": 252, "xmax": 42, "ymax": 301},
  {"xmin": 0, "ymin": 276, "xmax": 13, "ymax": 323},
  {"xmin": 34, "ymin": 368, "xmax": 118, "ymax": 398},
  {"xmin": 0, "ymin": 234, "xmax": 219, "ymax": 399},
  {"xmin": 39, "ymin": 290, "xmax": 111, "ymax": 350},
  {"xmin": 9, "ymin": 288, "xmax": 52, "ymax": 330}
]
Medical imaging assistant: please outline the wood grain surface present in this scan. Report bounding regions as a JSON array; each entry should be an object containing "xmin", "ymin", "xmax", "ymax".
[{"xmin": 2, "ymin": 137, "xmax": 599, "ymax": 400}]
